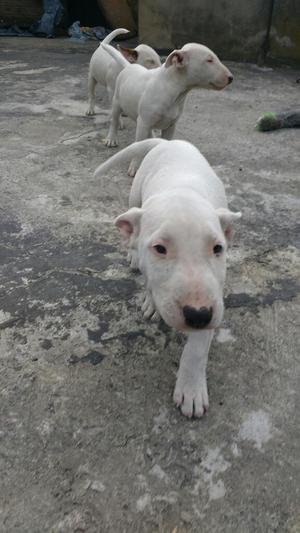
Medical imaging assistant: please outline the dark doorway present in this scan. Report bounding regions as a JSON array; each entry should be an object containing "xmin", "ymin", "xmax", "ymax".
[{"xmin": 65, "ymin": 0, "xmax": 109, "ymax": 27}]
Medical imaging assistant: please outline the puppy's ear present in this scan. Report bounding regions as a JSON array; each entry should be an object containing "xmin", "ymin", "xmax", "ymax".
[
  {"xmin": 165, "ymin": 50, "xmax": 187, "ymax": 68},
  {"xmin": 117, "ymin": 45, "xmax": 138, "ymax": 63},
  {"xmin": 216, "ymin": 208, "xmax": 241, "ymax": 243},
  {"xmin": 114, "ymin": 207, "xmax": 143, "ymax": 241}
]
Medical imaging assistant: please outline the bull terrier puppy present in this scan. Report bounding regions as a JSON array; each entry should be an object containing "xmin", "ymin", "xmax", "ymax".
[
  {"xmin": 101, "ymin": 40, "xmax": 233, "ymax": 176},
  {"xmin": 94, "ymin": 139, "xmax": 241, "ymax": 418},
  {"xmin": 86, "ymin": 28, "xmax": 161, "ymax": 116}
]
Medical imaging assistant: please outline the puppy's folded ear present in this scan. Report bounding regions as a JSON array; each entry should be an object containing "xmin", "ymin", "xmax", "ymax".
[
  {"xmin": 114, "ymin": 207, "xmax": 144, "ymax": 242},
  {"xmin": 117, "ymin": 45, "xmax": 138, "ymax": 63},
  {"xmin": 165, "ymin": 50, "xmax": 188, "ymax": 68},
  {"xmin": 216, "ymin": 208, "xmax": 242, "ymax": 243}
]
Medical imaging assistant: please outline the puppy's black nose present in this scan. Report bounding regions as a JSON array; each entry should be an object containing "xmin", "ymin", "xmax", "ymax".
[
  {"xmin": 228, "ymin": 75, "xmax": 233, "ymax": 84},
  {"xmin": 183, "ymin": 306, "xmax": 213, "ymax": 329}
]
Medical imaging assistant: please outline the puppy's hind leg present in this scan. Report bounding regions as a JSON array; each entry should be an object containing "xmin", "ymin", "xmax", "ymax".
[
  {"xmin": 104, "ymin": 97, "xmax": 121, "ymax": 147},
  {"xmin": 86, "ymin": 75, "xmax": 97, "ymax": 116},
  {"xmin": 128, "ymin": 118, "xmax": 152, "ymax": 176},
  {"xmin": 107, "ymin": 85, "xmax": 114, "ymax": 105}
]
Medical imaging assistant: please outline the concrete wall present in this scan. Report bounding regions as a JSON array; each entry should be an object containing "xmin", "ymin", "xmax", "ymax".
[
  {"xmin": 269, "ymin": 0, "xmax": 300, "ymax": 63},
  {"xmin": 139, "ymin": 0, "xmax": 300, "ymax": 63}
]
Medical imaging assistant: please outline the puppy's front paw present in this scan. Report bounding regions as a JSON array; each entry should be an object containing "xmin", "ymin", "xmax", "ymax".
[
  {"xmin": 128, "ymin": 160, "xmax": 137, "ymax": 177},
  {"xmin": 127, "ymin": 250, "xmax": 139, "ymax": 271},
  {"xmin": 86, "ymin": 109, "xmax": 95, "ymax": 116},
  {"xmin": 103, "ymin": 136, "xmax": 119, "ymax": 147},
  {"xmin": 141, "ymin": 291, "xmax": 156, "ymax": 319},
  {"xmin": 173, "ymin": 375, "xmax": 209, "ymax": 418}
]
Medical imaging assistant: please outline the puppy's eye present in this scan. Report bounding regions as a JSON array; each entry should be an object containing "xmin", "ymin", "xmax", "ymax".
[
  {"xmin": 213, "ymin": 244, "xmax": 223, "ymax": 255},
  {"xmin": 207, "ymin": 58, "xmax": 214, "ymax": 63},
  {"xmin": 153, "ymin": 244, "xmax": 167, "ymax": 255}
]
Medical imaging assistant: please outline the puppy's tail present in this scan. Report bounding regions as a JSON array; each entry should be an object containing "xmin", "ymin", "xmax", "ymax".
[
  {"xmin": 94, "ymin": 139, "xmax": 167, "ymax": 178},
  {"xmin": 98, "ymin": 29, "xmax": 130, "ymax": 69},
  {"xmin": 101, "ymin": 28, "xmax": 129, "ymax": 46},
  {"xmin": 101, "ymin": 41, "xmax": 129, "ymax": 69}
]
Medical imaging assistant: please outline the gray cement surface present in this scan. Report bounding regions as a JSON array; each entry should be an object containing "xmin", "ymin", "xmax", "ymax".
[{"xmin": 0, "ymin": 38, "xmax": 300, "ymax": 533}]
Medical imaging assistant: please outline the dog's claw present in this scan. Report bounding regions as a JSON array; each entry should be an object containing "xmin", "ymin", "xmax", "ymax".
[
  {"xmin": 142, "ymin": 292, "xmax": 156, "ymax": 319},
  {"xmin": 150, "ymin": 311, "xmax": 159, "ymax": 322},
  {"xmin": 104, "ymin": 137, "xmax": 119, "ymax": 147},
  {"xmin": 173, "ymin": 379, "xmax": 209, "ymax": 419},
  {"xmin": 128, "ymin": 168, "xmax": 137, "ymax": 177},
  {"xmin": 86, "ymin": 109, "xmax": 95, "ymax": 116}
]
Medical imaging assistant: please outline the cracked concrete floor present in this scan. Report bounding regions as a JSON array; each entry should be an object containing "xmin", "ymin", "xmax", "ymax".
[{"xmin": 0, "ymin": 38, "xmax": 300, "ymax": 533}]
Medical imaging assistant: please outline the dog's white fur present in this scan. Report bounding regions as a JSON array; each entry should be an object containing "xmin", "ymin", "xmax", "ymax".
[
  {"xmin": 94, "ymin": 139, "xmax": 241, "ymax": 418},
  {"xmin": 101, "ymin": 41, "xmax": 233, "ymax": 162},
  {"xmin": 86, "ymin": 28, "xmax": 161, "ymax": 116}
]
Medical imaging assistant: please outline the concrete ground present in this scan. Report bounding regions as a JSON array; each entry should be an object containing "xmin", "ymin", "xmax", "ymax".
[{"xmin": 0, "ymin": 37, "xmax": 299, "ymax": 533}]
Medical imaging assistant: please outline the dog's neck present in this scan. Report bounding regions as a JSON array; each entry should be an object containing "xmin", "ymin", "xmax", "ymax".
[{"xmin": 160, "ymin": 65, "xmax": 192, "ymax": 102}]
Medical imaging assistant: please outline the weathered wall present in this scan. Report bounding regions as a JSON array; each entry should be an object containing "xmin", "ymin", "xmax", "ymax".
[
  {"xmin": 269, "ymin": 0, "xmax": 300, "ymax": 63},
  {"xmin": 139, "ymin": 0, "xmax": 300, "ymax": 63}
]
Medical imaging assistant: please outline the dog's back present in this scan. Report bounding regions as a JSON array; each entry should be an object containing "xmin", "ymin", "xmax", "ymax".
[
  {"xmin": 89, "ymin": 46, "xmax": 116, "ymax": 85},
  {"xmin": 132, "ymin": 140, "xmax": 227, "ymax": 209},
  {"xmin": 114, "ymin": 64, "xmax": 156, "ymax": 120}
]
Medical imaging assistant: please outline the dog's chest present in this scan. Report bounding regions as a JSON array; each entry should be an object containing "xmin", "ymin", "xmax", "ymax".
[{"xmin": 149, "ymin": 98, "xmax": 186, "ymax": 129}]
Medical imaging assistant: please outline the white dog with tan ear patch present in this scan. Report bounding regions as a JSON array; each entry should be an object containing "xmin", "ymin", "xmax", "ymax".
[
  {"xmin": 86, "ymin": 28, "xmax": 161, "ymax": 116},
  {"xmin": 101, "ymin": 40, "xmax": 233, "ymax": 171},
  {"xmin": 94, "ymin": 139, "xmax": 241, "ymax": 418}
]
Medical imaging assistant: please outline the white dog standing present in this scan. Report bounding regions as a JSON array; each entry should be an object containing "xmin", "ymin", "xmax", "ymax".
[
  {"xmin": 86, "ymin": 28, "xmax": 161, "ymax": 116},
  {"xmin": 94, "ymin": 139, "xmax": 241, "ymax": 418},
  {"xmin": 101, "ymin": 40, "xmax": 233, "ymax": 166}
]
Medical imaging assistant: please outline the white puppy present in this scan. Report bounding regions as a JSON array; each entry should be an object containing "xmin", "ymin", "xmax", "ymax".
[
  {"xmin": 94, "ymin": 139, "xmax": 241, "ymax": 418},
  {"xmin": 101, "ymin": 41, "xmax": 233, "ymax": 160},
  {"xmin": 86, "ymin": 28, "xmax": 161, "ymax": 116}
]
